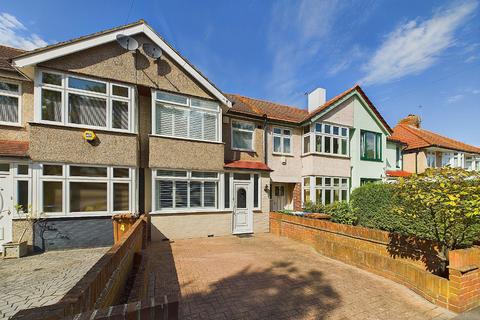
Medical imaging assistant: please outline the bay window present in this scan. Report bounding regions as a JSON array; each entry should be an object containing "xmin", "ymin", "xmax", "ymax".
[
  {"xmin": 37, "ymin": 70, "xmax": 134, "ymax": 132},
  {"xmin": 232, "ymin": 120, "xmax": 255, "ymax": 150},
  {"xmin": 273, "ymin": 127, "xmax": 292, "ymax": 154},
  {"xmin": 0, "ymin": 79, "xmax": 21, "ymax": 125},
  {"xmin": 154, "ymin": 169, "xmax": 219, "ymax": 211},
  {"xmin": 303, "ymin": 122, "xmax": 349, "ymax": 156},
  {"xmin": 153, "ymin": 90, "xmax": 220, "ymax": 142},
  {"xmin": 39, "ymin": 164, "xmax": 133, "ymax": 215},
  {"xmin": 303, "ymin": 176, "xmax": 349, "ymax": 206},
  {"xmin": 361, "ymin": 130, "xmax": 382, "ymax": 161}
]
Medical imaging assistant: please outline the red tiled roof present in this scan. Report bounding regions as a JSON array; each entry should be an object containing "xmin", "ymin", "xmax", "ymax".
[
  {"xmin": 391, "ymin": 124, "xmax": 480, "ymax": 154},
  {"xmin": 0, "ymin": 140, "xmax": 29, "ymax": 157},
  {"xmin": 0, "ymin": 45, "xmax": 26, "ymax": 72},
  {"xmin": 226, "ymin": 85, "xmax": 393, "ymax": 133},
  {"xmin": 386, "ymin": 170, "xmax": 412, "ymax": 177},
  {"xmin": 224, "ymin": 160, "xmax": 272, "ymax": 171},
  {"xmin": 226, "ymin": 94, "xmax": 308, "ymax": 123}
]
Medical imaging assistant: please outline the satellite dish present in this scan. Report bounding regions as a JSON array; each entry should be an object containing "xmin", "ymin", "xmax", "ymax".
[
  {"xmin": 116, "ymin": 34, "xmax": 139, "ymax": 51},
  {"xmin": 143, "ymin": 43, "xmax": 162, "ymax": 59}
]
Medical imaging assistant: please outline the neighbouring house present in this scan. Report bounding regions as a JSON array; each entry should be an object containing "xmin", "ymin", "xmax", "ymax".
[
  {"xmin": 0, "ymin": 20, "xmax": 404, "ymax": 251},
  {"xmin": 227, "ymin": 86, "xmax": 404, "ymax": 212},
  {"xmin": 391, "ymin": 115, "xmax": 480, "ymax": 174}
]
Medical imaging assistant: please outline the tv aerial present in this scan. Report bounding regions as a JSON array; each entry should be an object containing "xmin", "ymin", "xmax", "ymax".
[
  {"xmin": 116, "ymin": 34, "xmax": 139, "ymax": 51},
  {"xmin": 143, "ymin": 43, "xmax": 162, "ymax": 59}
]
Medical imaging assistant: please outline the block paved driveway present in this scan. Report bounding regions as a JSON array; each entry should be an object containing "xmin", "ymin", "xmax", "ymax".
[
  {"xmin": 149, "ymin": 233, "xmax": 456, "ymax": 320},
  {"xmin": 0, "ymin": 247, "xmax": 108, "ymax": 319}
]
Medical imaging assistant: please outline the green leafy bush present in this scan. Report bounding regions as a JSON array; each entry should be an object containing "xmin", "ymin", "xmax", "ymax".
[
  {"xmin": 350, "ymin": 183, "xmax": 411, "ymax": 233},
  {"xmin": 324, "ymin": 201, "xmax": 356, "ymax": 225},
  {"xmin": 303, "ymin": 201, "xmax": 325, "ymax": 213}
]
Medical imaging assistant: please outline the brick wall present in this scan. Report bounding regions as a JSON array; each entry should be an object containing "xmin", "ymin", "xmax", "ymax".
[
  {"xmin": 270, "ymin": 212, "xmax": 480, "ymax": 313},
  {"xmin": 292, "ymin": 182, "xmax": 302, "ymax": 211},
  {"xmin": 12, "ymin": 215, "xmax": 149, "ymax": 320}
]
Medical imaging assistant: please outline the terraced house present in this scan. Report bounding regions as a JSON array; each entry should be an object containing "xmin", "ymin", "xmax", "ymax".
[
  {"xmin": 0, "ymin": 20, "xmax": 404, "ymax": 251},
  {"xmin": 391, "ymin": 114, "xmax": 480, "ymax": 174}
]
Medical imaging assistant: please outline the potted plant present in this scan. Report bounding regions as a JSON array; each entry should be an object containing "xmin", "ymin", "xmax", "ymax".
[{"xmin": 2, "ymin": 205, "xmax": 38, "ymax": 259}]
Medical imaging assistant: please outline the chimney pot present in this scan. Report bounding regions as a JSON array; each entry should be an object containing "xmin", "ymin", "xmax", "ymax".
[
  {"xmin": 398, "ymin": 114, "xmax": 421, "ymax": 128},
  {"xmin": 308, "ymin": 88, "xmax": 326, "ymax": 113}
]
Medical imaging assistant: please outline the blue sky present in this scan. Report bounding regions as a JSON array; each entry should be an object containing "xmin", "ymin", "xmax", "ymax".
[{"xmin": 1, "ymin": 0, "xmax": 479, "ymax": 145}]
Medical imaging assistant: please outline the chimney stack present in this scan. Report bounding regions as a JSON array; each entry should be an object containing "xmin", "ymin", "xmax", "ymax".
[
  {"xmin": 308, "ymin": 88, "xmax": 326, "ymax": 113},
  {"xmin": 398, "ymin": 114, "xmax": 421, "ymax": 128}
]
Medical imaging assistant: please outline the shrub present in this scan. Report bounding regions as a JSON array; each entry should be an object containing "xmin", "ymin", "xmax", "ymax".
[
  {"xmin": 324, "ymin": 201, "xmax": 356, "ymax": 225},
  {"xmin": 394, "ymin": 167, "xmax": 480, "ymax": 267},
  {"xmin": 350, "ymin": 183, "xmax": 411, "ymax": 233},
  {"xmin": 303, "ymin": 201, "xmax": 325, "ymax": 213}
]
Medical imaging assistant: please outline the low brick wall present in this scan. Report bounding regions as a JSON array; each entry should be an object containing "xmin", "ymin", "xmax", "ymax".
[
  {"xmin": 270, "ymin": 212, "xmax": 480, "ymax": 313},
  {"xmin": 12, "ymin": 215, "xmax": 149, "ymax": 320}
]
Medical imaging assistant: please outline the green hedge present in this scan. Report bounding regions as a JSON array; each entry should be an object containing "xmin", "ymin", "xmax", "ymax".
[{"xmin": 350, "ymin": 183, "xmax": 412, "ymax": 233}]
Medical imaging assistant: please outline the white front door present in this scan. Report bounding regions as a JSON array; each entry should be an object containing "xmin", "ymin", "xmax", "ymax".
[
  {"xmin": 232, "ymin": 181, "xmax": 253, "ymax": 234},
  {"xmin": 0, "ymin": 174, "xmax": 13, "ymax": 249},
  {"xmin": 271, "ymin": 183, "xmax": 287, "ymax": 211}
]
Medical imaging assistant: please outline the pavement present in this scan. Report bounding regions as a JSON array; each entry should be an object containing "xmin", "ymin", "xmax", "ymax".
[
  {"xmin": 148, "ymin": 233, "xmax": 456, "ymax": 320},
  {"xmin": 0, "ymin": 247, "xmax": 108, "ymax": 319}
]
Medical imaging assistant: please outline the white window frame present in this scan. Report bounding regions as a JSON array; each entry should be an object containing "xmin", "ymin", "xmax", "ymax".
[
  {"xmin": 12, "ymin": 163, "xmax": 32, "ymax": 217},
  {"xmin": 151, "ymin": 90, "xmax": 221, "ymax": 143},
  {"xmin": 37, "ymin": 163, "xmax": 134, "ymax": 217},
  {"xmin": 152, "ymin": 169, "xmax": 221, "ymax": 213},
  {"xmin": 302, "ymin": 176, "xmax": 350, "ymax": 206},
  {"xmin": 427, "ymin": 152, "xmax": 436, "ymax": 168},
  {"xmin": 303, "ymin": 122, "xmax": 349, "ymax": 157},
  {"xmin": 231, "ymin": 119, "xmax": 255, "ymax": 152},
  {"xmin": 272, "ymin": 127, "xmax": 293, "ymax": 155},
  {"xmin": 34, "ymin": 69, "xmax": 135, "ymax": 133},
  {"xmin": 0, "ymin": 78, "xmax": 22, "ymax": 126}
]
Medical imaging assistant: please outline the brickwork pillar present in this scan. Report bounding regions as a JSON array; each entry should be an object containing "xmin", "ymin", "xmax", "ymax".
[
  {"xmin": 292, "ymin": 183, "xmax": 302, "ymax": 211},
  {"xmin": 448, "ymin": 266, "xmax": 480, "ymax": 313}
]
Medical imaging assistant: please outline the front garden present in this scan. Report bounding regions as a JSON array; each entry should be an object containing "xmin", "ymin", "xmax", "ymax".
[{"xmin": 284, "ymin": 167, "xmax": 480, "ymax": 275}]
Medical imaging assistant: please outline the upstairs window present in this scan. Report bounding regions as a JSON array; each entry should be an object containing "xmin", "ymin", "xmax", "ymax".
[
  {"xmin": 154, "ymin": 91, "xmax": 220, "ymax": 142},
  {"xmin": 0, "ymin": 80, "xmax": 21, "ymax": 125},
  {"xmin": 302, "ymin": 122, "xmax": 349, "ymax": 156},
  {"xmin": 232, "ymin": 120, "xmax": 255, "ymax": 151},
  {"xmin": 37, "ymin": 71, "xmax": 133, "ymax": 132},
  {"xmin": 272, "ymin": 127, "xmax": 292, "ymax": 154},
  {"xmin": 361, "ymin": 130, "xmax": 382, "ymax": 161}
]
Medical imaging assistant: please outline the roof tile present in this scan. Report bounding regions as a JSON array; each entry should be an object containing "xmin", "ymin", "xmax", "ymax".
[
  {"xmin": 0, "ymin": 45, "xmax": 26, "ymax": 72},
  {"xmin": 224, "ymin": 160, "xmax": 272, "ymax": 171},
  {"xmin": 391, "ymin": 124, "xmax": 480, "ymax": 154}
]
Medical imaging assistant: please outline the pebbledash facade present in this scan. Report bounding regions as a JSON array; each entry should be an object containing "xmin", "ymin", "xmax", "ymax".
[{"xmin": 0, "ymin": 21, "xmax": 403, "ymax": 251}]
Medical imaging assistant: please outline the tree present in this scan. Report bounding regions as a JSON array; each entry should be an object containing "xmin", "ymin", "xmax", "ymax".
[{"xmin": 394, "ymin": 167, "xmax": 480, "ymax": 270}]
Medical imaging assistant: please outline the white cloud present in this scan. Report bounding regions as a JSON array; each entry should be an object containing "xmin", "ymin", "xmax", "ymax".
[
  {"xmin": 0, "ymin": 13, "xmax": 48, "ymax": 50},
  {"xmin": 266, "ymin": 0, "xmax": 344, "ymax": 104},
  {"xmin": 327, "ymin": 45, "xmax": 365, "ymax": 76},
  {"xmin": 360, "ymin": 1, "xmax": 478, "ymax": 85},
  {"xmin": 447, "ymin": 94, "xmax": 465, "ymax": 103}
]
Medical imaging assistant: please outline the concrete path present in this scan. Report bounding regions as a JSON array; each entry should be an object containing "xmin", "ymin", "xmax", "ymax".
[
  {"xmin": 0, "ymin": 247, "xmax": 108, "ymax": 319},
  {"xmin": 149, "ymin": 233, "xmax": 456, "ymax": 320}
]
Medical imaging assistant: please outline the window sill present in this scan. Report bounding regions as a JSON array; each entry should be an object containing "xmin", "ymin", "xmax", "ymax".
[
  {"xmin": 301, "ymin": 153, "xmax": 350, "ymax": 159},
  {"xmin": 231, "ymin": 147, "xmax": 255, "ymax": 152},
  {"xmin": 272, "ymin": 153, "xmax": 294, "ymax": 157},
  {"xmin": 150, "ymin": 209, "xmax": 231, "ymax": 215},
  {"xmin": 149, "ymin": 134, "xmax": 224, "ymax": 145},
  {"xmin": 0, "ymin": 122, "xmax": 23, "ymax": 128},
  {"xmin": 360, "ymin": 158, "xmax": 383, "ymax": 162},
  {"xmin": 13, "ymin": 212, "xmax": 117, "ymax": 219},
  {"xmin": 29, "ymin": 122, "xmax": 138, "ymax": 136}
]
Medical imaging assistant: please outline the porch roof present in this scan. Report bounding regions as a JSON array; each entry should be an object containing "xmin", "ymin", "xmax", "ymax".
[{"xmin": 224, "ymin": 160, "xmax": 272, "ymax": 172}]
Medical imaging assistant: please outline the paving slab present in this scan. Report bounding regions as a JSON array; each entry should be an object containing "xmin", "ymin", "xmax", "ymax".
[
  {"xmin": 148, "ymin": 233, "xmax": 456, "ymax": 320},
  {"xmin": 0, "ymin": 247, "xmax": 108, "ymax": 319}
]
